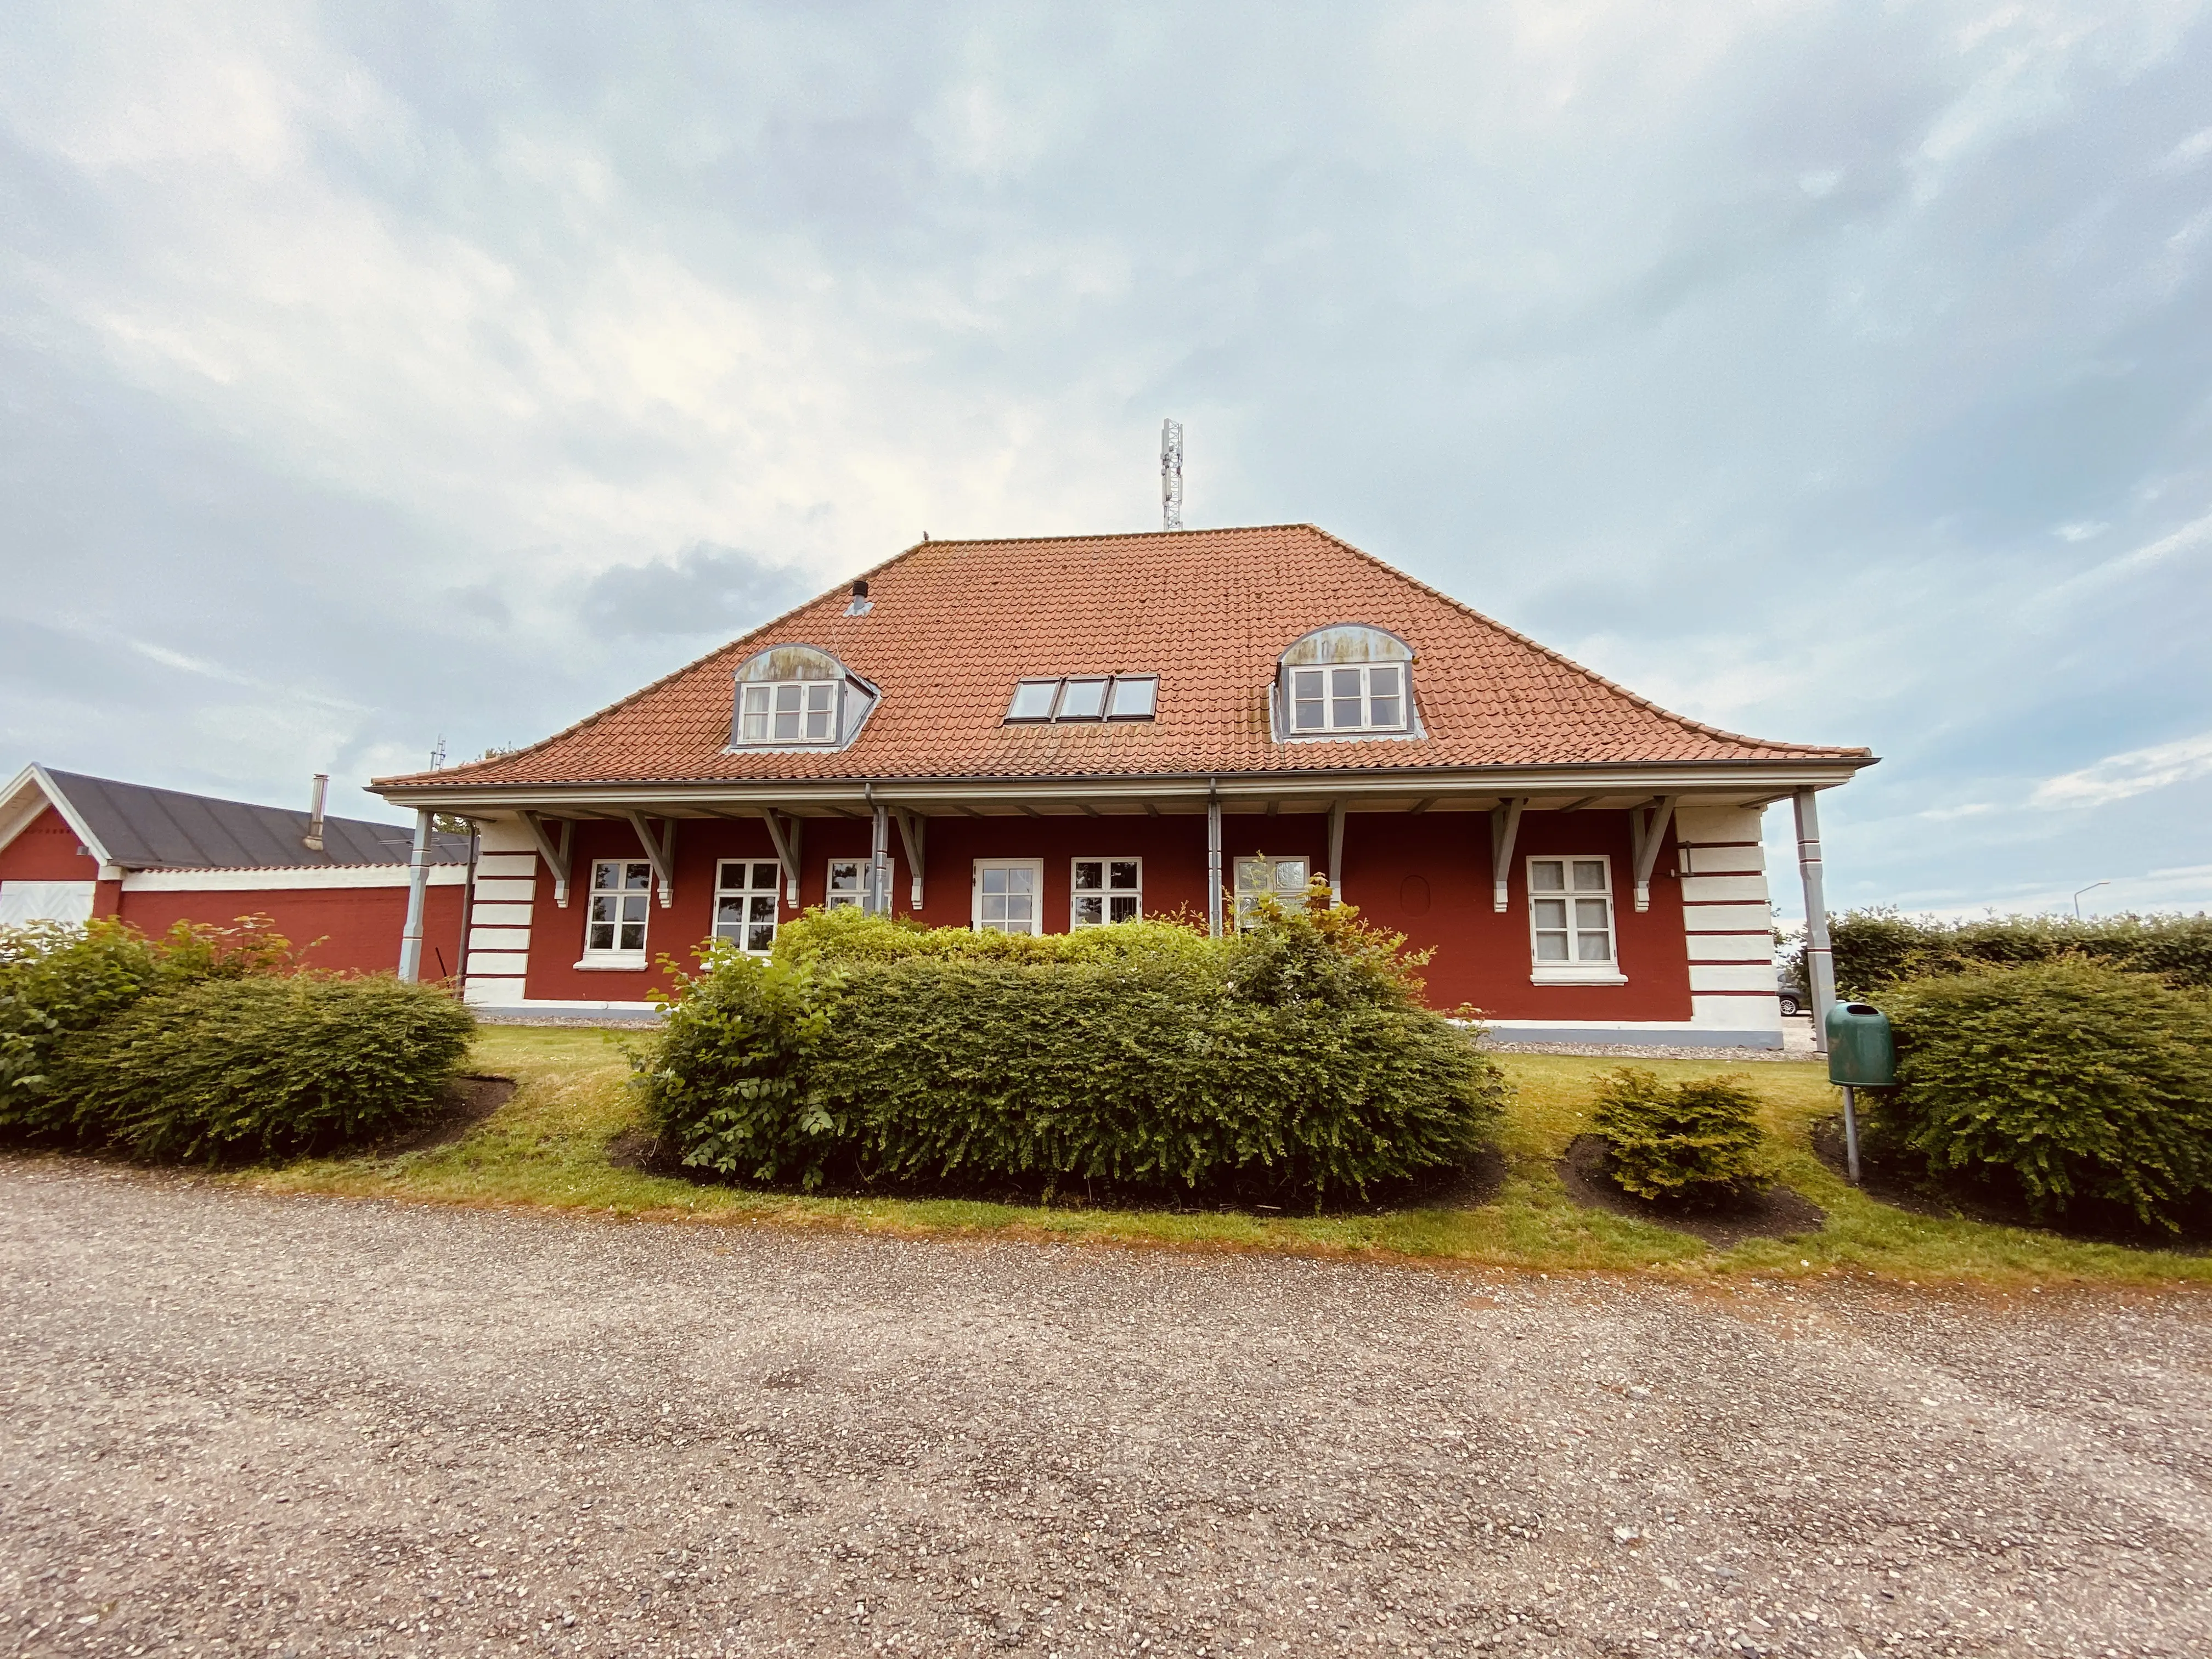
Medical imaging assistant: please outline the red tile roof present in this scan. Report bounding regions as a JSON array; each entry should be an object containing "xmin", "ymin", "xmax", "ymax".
[{"xmin": 379, "ymin": 525, "xmax": 1868, "ymax": 789}]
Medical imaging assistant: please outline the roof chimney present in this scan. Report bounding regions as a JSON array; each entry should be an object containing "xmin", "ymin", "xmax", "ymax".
[
  {"xmin": 844, "ymin": 578, "xmax": 873, "ymax": 617},
  {"xmin": 304, "ymin": 773, "xmax": 328, "ymax": 854}
]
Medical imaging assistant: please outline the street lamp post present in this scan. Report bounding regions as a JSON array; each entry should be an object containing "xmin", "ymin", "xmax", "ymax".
[{"xmin": 2072, "ymin": 879, "xmax": 2110, "ymax": 920}]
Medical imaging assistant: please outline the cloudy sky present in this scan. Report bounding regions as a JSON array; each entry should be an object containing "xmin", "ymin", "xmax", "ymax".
[{"xmin": 3, "ymin": 1, "xmax": 2208, "ymax": 923}]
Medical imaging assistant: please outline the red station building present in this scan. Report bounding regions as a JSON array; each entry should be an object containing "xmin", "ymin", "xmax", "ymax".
[{"xmin": 371, "ymin": 525, "xmax": 1874, "ymax": 1045}]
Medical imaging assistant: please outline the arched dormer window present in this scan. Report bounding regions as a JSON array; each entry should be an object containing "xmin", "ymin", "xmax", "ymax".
[
  {"xmin": 1275, "ymin": 625, "xmax": 1418, "ymax": 739},
  {"xmin": 727, "ymin": 645, "xmax": 879, "ymax": 750}
]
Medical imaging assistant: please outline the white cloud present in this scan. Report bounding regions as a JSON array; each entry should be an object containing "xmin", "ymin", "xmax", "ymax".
[{"xmin": 2032, "ymin": 731, "xmax": 2212, "ymax": 808}]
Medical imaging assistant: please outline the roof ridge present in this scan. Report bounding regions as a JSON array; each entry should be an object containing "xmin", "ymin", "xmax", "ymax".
[{"xmin": 1304, "ymin": 526, "xmax": 1861, "ymax": 761}]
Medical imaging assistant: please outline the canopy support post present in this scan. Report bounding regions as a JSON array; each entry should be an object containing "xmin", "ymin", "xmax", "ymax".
[
  {"xmin": 1206, "ymin": 785, "xmax": 1223, "ymax": 938},
  {"xmin": 398, "ymin": 809, "xmax": 432, "ymax": 984},
  {"xmin": 1795, "ymin": 788, "xmax": 1838, "ymax": 1052}
]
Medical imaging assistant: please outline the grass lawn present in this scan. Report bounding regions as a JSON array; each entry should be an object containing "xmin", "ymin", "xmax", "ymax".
[{"xmin": 247, "ymin": 1025, "xmax": 2212, "ymax": 1286}]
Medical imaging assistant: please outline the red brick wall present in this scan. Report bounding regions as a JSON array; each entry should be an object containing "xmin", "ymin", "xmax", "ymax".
[{"xmin": 516, "ymin": 809, "xmax": 1691, "ymax": 1019}]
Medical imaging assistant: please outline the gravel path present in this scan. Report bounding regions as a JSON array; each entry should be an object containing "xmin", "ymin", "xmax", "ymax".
[{"xmin": 3, "ymin": 1160, "xmax": 2208, "ymax": 1659}]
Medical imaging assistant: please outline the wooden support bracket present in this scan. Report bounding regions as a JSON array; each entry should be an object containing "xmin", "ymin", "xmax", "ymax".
[
  {"xmin": 621, "ymin": 810, "xmax": 678, "ymax": 909},
  {"xmin": 893, "ymin": 809, "xmax": 927, "ymax": 911},
  {"xmin": 1628, "ymin": 795, "xmax": 1678, "ymax": 913},
  {"xmin": 1489, "ymin": 798, "xmax": 1526, "ymax": 913},
  {"xmin": 761, "ymin": 810, "xmax": 804, "ymax": 906},
  {"xmin": 520, "ymin": 811, "xmax": 573, "ymax": 907}
]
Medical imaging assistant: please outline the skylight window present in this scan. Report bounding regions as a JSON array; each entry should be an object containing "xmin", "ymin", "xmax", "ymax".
[
  {"xmin": 1004, "ymin": 675, "xmax": 1159, "ymax": 724},
  {"xmin": 1007, "ymin": 680, "xmax": 1060, "ymax": 720},
  {"xmin": 1054, "ymin": 678, "xmax": 1108, "ymax": 719},
  {"xmin": 1107, "ymin": 676, "xmax": 1158, "ymax": 719}
]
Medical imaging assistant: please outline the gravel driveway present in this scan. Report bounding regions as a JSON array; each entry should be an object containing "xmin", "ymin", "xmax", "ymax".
[{"xmin": 3, "ymin": 1160, "xmax": 2208, "ymax": 1659}]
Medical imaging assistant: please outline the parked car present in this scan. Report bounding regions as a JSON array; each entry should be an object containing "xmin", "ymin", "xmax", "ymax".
[{"xmin": 1776, "ymin": 970, "xmax": 1807, "ymax": 1018}]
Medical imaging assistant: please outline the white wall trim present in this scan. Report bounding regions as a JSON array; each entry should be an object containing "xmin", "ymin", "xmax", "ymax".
[{"xmin": 122, "ymin": 865, "xmax": 467, "ymax": 892}]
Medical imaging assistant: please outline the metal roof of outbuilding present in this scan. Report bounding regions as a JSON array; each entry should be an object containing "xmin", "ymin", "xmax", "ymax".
[{"xmin": 24, "ymin": 768, "xmax": 472, "ymax": 871}]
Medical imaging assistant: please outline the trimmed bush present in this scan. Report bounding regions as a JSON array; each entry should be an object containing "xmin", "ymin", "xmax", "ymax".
[
  {"xmin": 1589, "ymin": 1068, "xmax": 1770, "ymax": 1207},
  {"xmin": 639, "ymin": 902, "xmax": 1503, "ymax": 1204},
  {"xmin": 52, "ymin": 974, "xmax": 476, "ymax": 1163},
  {"xmin": 1796, "ymin": 908, "xmax": 2212, "ymax": 998},
  {"xmin": 1874, "ymin": 962, "xmax": 2212, "ymax": 1231},
  {"xmin": 0, "ymin": 917, "xmax": 298, "ymax": 1141}
]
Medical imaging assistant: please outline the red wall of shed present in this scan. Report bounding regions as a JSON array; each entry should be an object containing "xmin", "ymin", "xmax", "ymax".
[
  {"xmin": 0, "ymin": 806, "xmax": 103, "ymax": 880},
  {"xmin": 116, "ymin": 883, "xmax": 468, "ymax": 979}
]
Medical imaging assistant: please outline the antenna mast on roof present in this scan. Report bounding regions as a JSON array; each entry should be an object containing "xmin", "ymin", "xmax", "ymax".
[{"xmin": 1160, "ymin": 419, "xmax": 1183, "ymax": 531}]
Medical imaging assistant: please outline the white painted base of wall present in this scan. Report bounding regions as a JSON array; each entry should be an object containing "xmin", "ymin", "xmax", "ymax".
[
  {"xmin": 1479, "ymin": 1019, "xmax": 1785, "ymax": 1051},
  {"xmin": 467, "ymin": 999, "xmax": 664, "ymax": 1022}
]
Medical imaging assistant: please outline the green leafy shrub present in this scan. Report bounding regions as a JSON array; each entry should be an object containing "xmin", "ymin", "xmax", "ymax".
[
  {"xmin": 639, "ymin": 902, "xmax": 1504, "ymax": 1204},
  {"xmin": 0, "ymin": 917, "xmax": 299, "ymax": 1141},
  {"xmin": 1589, "ymin": 1068, "xmax": 1770, "ymax": 1207},
  {"xmin": 1874, "ymin": 962, "xmax": 2212, "ymax": 1231},
  {"xmin": 635, "ymin": 949, "xmax": 840, "ymax": 1186},
  {"xmin": 52, "ymin": 974, "xmax": 476, "ymax": 1163},
  {"xmin": 1795, "ymin": 908, "xmax": 2212, "ymax": 998}
]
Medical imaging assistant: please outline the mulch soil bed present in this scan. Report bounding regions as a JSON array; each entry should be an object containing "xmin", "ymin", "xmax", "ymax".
[
  {"xmin": 1556, "ymin": 1133, "xmax": 1826, "ymax": 1249},
  {"xmin": 371, "ymin": 1075, "xmax": 516, "ymax": 1155},
  {"xmin": 1809, "ymin": 1115, "xmax": 2211, "ymax": 1252}
]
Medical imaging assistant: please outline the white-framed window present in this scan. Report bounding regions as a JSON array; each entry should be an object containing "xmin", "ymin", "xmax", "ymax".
[
  {"xmin": 1286, "ymin": 662, "xmax": 1408, "ymax": 734},
  {"xmin": 825, "ymin": 857, "xmax": 894, "ymax": 913},
  {"xmin": 583, "ymin": 859, "xmax": 652, "ymax": 961},
  {"xmin": 973, "ymin": 858, "xmax": 1043, "ymax": 934},
  {"xmin": 736, "ymin": 680, "xmax": 839, "ymax": 744},
  {"xmin": 1071, "ymin": 858, "xmax": 1142, "ymax": 927},
  {"xmin": 1526, "ymin": 856, "xmax": 1624, "ymax": 984},
  {"xmin": 1233, "ymin": 854, "xmax": 1311, "ymax": 925},
  {"xmin": 714, "ymin": 860, "xmax": 782, "ymax": 955}
]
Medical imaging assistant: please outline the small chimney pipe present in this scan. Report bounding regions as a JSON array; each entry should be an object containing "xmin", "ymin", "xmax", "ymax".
[{"xmin": 305, "ymin": 773, "xmax": 328, "ymax": 854}]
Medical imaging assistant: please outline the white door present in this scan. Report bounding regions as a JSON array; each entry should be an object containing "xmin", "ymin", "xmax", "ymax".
[
  {"xmin": 972, "ymin": 859, "xmax": 1044, "ymax": 935},
  {"xmin": 0, "ymin": 880, "xmax": 97, "ymax": 926}
]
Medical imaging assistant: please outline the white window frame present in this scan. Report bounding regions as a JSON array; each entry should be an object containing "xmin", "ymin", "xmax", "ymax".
[
  {"xmin": 825, "ymin": 856, "xmax": 895, "ymax": 914},
  {"xmin": 578, "ymin": 858, "xmax": 653, "ymax": 968},
  {"xmin": 1232, "ymin": 853, "xmax": 1312, "ymax": 927},
  {"xmin": 1285, "ymin": 661, "xmax": 1409, "ymax": 735},
  {"xmin": 1070, "ymin": 857, "xmax": 1143, "ymax": 929},
  {"xmin": 972, "ymin": 857, "xmax": 1045, "ymax": 935},
  {"xmin": 713, "ymin": 859, "xmax": 783, "ymax": 955},
  {"xmin": 1526, "ymin": 855, "xmax": 1626, "ymax": 985},
  {"xmin": 733, "ymin": 678, "xmax": 842, "ymax": 746}
]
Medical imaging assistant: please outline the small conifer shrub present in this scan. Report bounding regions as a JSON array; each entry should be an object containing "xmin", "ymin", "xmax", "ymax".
[{"xmin": 1589, "ymin": 1068, "xmax": 1770, "ymax": 1207}]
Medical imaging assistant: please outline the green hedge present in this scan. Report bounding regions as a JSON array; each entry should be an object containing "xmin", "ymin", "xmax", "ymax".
[
  {"xmin": 637, "ymin": 904, "xmax": 1502, "ymax": 1205},
  {"xmin": 1874, "ymin": 962, "xmax": 2212, "ymax": 1231},
  {"xmin": 53, "ymin": 974, "xmax": 476, "ymax": 1162},
  {"xmin": 0, "ymin": 917, "xmax": 299, "ymax": 1139},
  {"xmin": 1590, "ymin": 1068, "xmax": 1770, "ymax": 1207},
  {"xmin": 2, "ymin": 917, "xmax": 474, "ymax": 1161},
  {"xmin": 1802, "ymin": 909, "xmax": 2212, "ymax": 998}
]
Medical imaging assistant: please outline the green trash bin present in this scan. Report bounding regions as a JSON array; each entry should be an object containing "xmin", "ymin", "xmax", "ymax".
[
  {"xmin": 1825, "ymin": 1002, "xmax": 1896, "ymax": 1087},
  {"xmin": 1824, "ymin": 1002, "xmax": 1894, "ymax": 1186}
]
